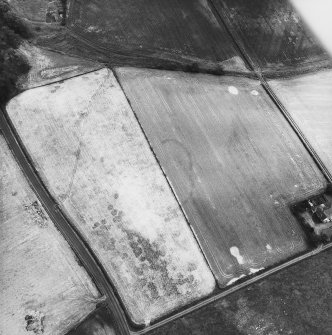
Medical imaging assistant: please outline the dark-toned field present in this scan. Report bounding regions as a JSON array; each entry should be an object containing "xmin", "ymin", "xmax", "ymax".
[
  {"xmin": 269, "ymin": 69, "xmax": 332, "ymax": 178},
  {"xmin": 68, "ymin": 307, "xmax": 116, "ymax": 335},
  {"xmin": 117, "ymin": 67, "xmax": 327, "ymax": 287},
  {"xmin": 148, "ymin": 247, "xmax": 332, "ymax": 335},
  {"xmin": 211, "ymin": 0, "xmax": 332, "ymax": 76},
  {"xmin": 66, "ymin": 0, "xmax": 248, "ymax": 73},
  {"xmin": 9, "ymin": 0, "xmax": 50, "ymax": 22}
]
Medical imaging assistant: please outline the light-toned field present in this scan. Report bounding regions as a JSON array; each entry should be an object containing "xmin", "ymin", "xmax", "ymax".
[
  {"xmin": 116, "ymin": 67, "xmax": 327, "ymax": 287},
  {"xmin": 0, "ymin": 135, "xmax": 100, "ymax": 335},
  {"xmin": 7, "ymin": 68, "xmax": 216, "ymax": 326},
  {"xmin": 269, "ymin": 70, "xmax": 332, "ymax": 176},
  {"xmin": 18, "ymin": 43, "xmax": 102, "ymax": 90}
]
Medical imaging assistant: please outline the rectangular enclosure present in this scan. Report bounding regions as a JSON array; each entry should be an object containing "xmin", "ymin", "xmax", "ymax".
[{"xmin": 117, "ymin": 67, "xmax": 327, "ymax": 287}]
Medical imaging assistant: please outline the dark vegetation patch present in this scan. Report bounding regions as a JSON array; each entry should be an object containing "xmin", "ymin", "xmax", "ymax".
[
  {"xmin": 24, "ymin": 200, "xmax": 49, "ymax": 228},
  {"xmin": 25, "ymin": 311, "xmax": 45, "ymax": 335},
  {"xmin": 0, "ymin": 0, "xmax": 31, "ymax": 104},
  {"xmin": 16, "ymin": 0, "xmax": 251, "ymax": 76},
  {"xmin": 148, "ymin": 248, "xmax": 332, "ymax": 335},
  {"xmin": 60, "ymin": 0, "xmax": 67, "ymax": 25},
  {"xmin": 68, "ymin": 306, "xmax": 117, "ymax": 335},
  {"xmin": 211, "ymin": 0, "xmax": 332, "ymax": 76},
  {"xmin": 92, "ymin": 200, "xmax": 198, "ymax": 307},
  {"xmin": 30, "ymin": 0, "xmax": 248, "ymax": 75},
  {"xmin": 68, "ymin": 0, "xmax": 238, "ymax": 62}
]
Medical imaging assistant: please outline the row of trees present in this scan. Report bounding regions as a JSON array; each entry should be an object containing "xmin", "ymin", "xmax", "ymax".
[{"xmin": 0, "ymin": 1, "xmax": 31, "ymax": 104}]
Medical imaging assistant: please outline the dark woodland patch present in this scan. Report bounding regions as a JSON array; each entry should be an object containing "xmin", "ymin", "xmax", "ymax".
[{"xmin": 0, "ymin": 1, "xmax": 31, "ymax": 104}]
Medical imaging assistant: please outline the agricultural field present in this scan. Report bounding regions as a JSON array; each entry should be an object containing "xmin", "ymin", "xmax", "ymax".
[
  {"xmin": 6, "ymin": 68, "xmax": 216, "ymax": 326},
  {"xmin": 67, "ymin": 0, "xmax": 248, "ymax": 73},
  {"xmin": 116, "ymin": 67, "xmax": 327, "ymax": 287},
  {"xmin": 18, "ymin": 43, "xmax": 101, "ymax": 89},
  {"xmin": 3, "ymin": 0, "xmax": 332, "ymax": 333},
  {"xmin": 9, "ymin": 0, "xmax": 64, "ymax": 23},
  {"xmin": 149, "ymin": 247, "xmax": 332, "ymax": 335},
  {"xmin": 211, "ymin": 0, "xmax": 332, "ymax": 75},
  {"xmin": 269, "ymin": 69, "xmax": 332, "ymax": 176},
  {"xmin": 0, "ymin": 135, "xmax": 100, "ymax": 335}
]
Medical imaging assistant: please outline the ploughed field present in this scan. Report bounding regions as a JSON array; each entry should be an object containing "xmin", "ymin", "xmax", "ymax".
[
  {"xmin": 116, "ymin": 67, "xmax": 327, "ymax": 286},
  {"xmin": 0, "ymin": 135, "xmax": 100, "ymax": 335},
  {"xmin": 67, "ymin": 0, "xmax": 248, "ymax": 72},
  {"xmin": 210, "ymin": 0, "xmax": 332, "ymax": 75},
  {"xmin": 148, "ymin": 247, "xmax": 332, "ymax": 335}
]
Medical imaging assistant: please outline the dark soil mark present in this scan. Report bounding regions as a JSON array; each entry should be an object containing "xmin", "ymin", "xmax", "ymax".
[
  {"xmin": 24, "ymin": 201, "xmax": 49, "ymax": 228},
  {"xmin": 25, "ymin": 311, "xmax": 45, "ymax": 334}
]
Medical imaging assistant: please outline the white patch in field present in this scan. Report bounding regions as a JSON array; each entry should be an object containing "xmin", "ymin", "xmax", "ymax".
[
  {"xmin": 226, "ymin": 274, "xmax": 246, "ymax": 286},
  {"xmin": 250, "ymin": 90, "xmax": 259, "ymax": 96},
  {"xmin": 228, "ymin": 86, "xmax": 239, "ymax": 95},
  {"xmin": 230, "ymin": 246, "xmax": 244, "ymax": 264},
  {"xmin": 266, "ymin": 244, "xmax": 272, "ymax": 251},
  {"xmin": 86, "ymin": 26, "xmax": 101, "ymax": 33},
  {"xmin": 249, "ymin": 267, "xmax": 264, "ymax": 274}
]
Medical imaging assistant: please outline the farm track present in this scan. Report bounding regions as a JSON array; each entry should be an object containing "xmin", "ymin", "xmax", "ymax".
[
  {"xmin": 0, "ymin": 107, "xmax": 131, "ymax": 335},
  {"xmin": 66, "ymin": 0, "xmax": 332, "ymax": 79},
  {"xmin": 65, "ymin": 0, "xmax": 255, "ymax": 77},
  {"xmin": 65, "ymin": 26, "xmax": 256, "ymax": 78}
]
